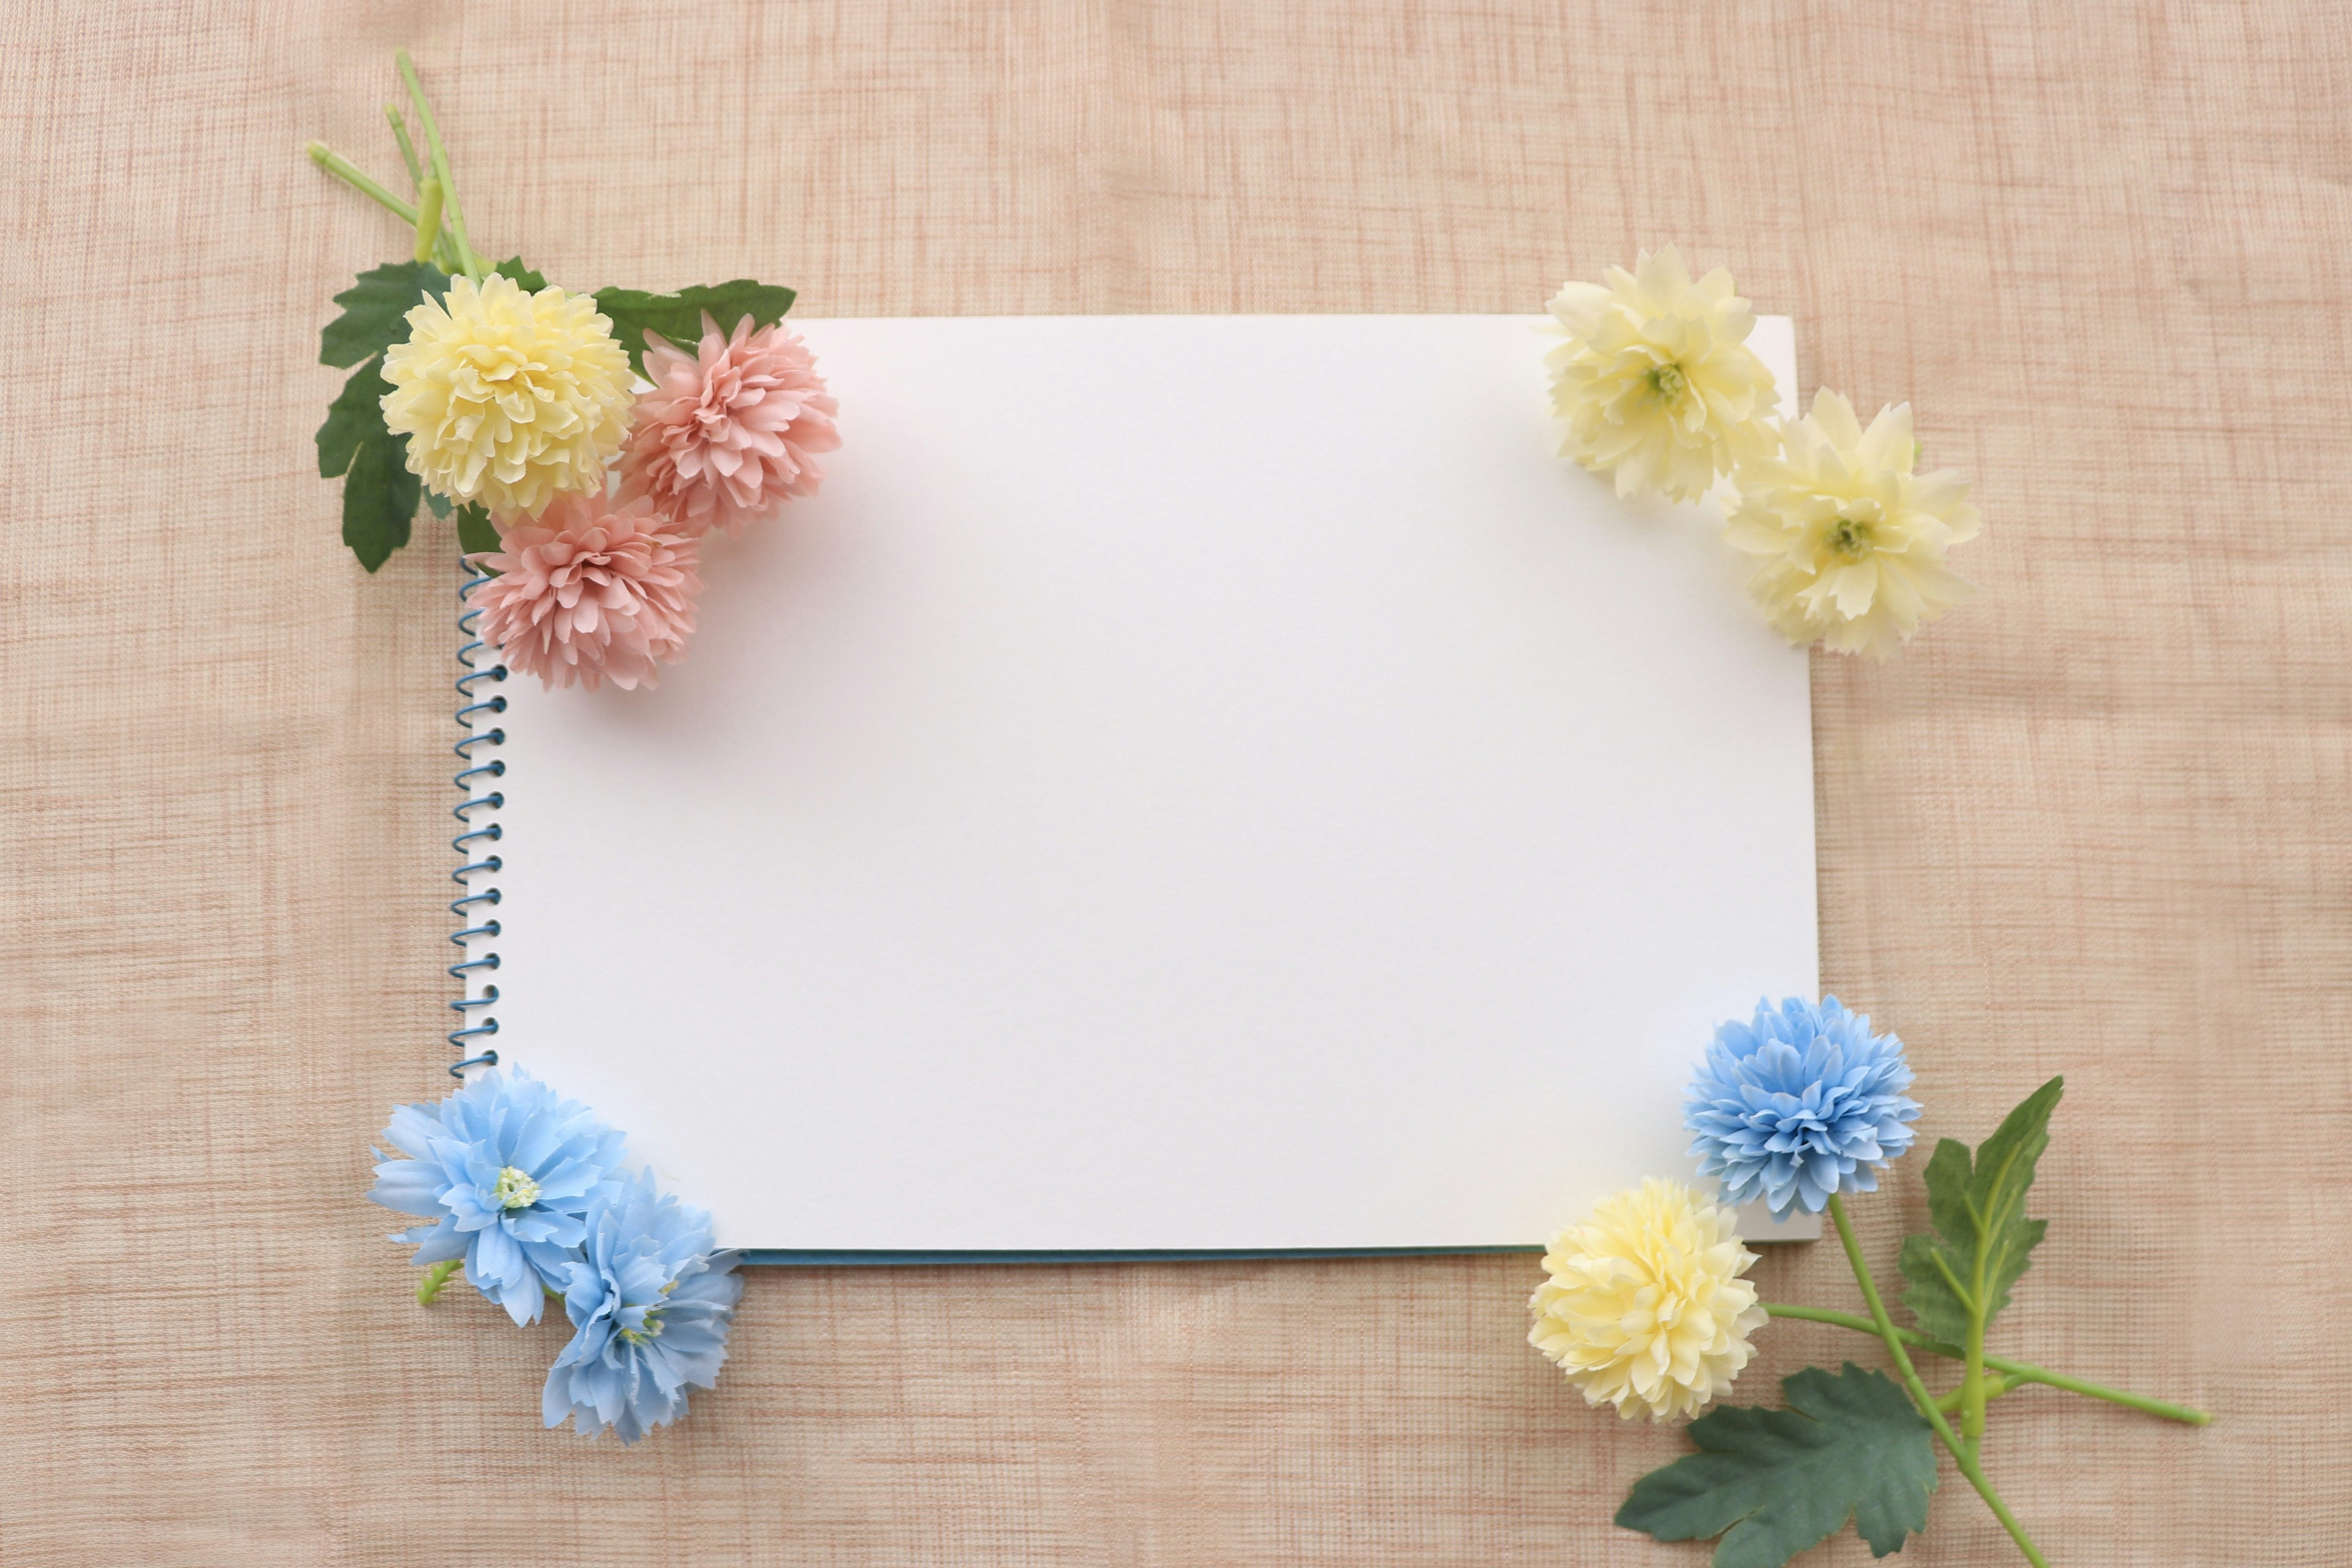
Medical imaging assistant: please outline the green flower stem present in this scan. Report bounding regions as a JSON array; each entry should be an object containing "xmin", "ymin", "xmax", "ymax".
[
  {"xmin": 1964, "ymin": 1304, "xmax": 1990, "ymax": 1454},
  {"xmin": 394, "ymin": 49, "xmax": 482, "ymax": 281},
  {"xmin": 1760, "ymin": 1303, "xmax": 2212, "ymax": 1426},
  {"xmin": 412, "ymin": 178, "xmax": 445, "ymax": 265},
  {"xmin": 306, "ymin": 140, "xmax": 418, "ymax": 225},
  {"xmin": 1936, "ymin": 1371, "xmax": 2026, "ymax": 1415},
  {"xmin": 415, "ymin": 1258, "xmax": 462, "ymax": 1306},
  {"xmin": 383, "ymin": 103, "xmax": 458, "ymax": 271},
  {"xmin": 383, "ymin": 102, "xmax": 424, "ymax": 189},
  {"xmin": 1826, "ymin": 1194, "xmax": 2051, "ymax": 1568}
]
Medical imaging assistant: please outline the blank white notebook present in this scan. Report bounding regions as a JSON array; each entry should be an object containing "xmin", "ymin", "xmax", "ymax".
[{"xmin": 464, "ymin": 314, "xmax": 1819, "ymax": 1257}]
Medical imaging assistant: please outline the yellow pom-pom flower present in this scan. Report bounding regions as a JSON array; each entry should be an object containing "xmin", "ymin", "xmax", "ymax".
[
  {"xmin": 1527, "ymin": 1177, "xmax": 1766, "ymax": 1422},
  {"xmin": 380, "ymin": 273, "xmax": 633, "ymax": 518},
  {"xmin": 1725, "ymin": 389, "xmax": 1982, "ymax": 658},
  {"xmin": 1545, "ymin": 248, "xmax": 1779, "ymax": 503}
]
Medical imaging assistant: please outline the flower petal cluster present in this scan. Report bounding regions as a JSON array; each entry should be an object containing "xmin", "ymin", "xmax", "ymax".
[
  {"xmin": 469, "ymin": 494, "xmax": 703, "ymax": 690},
  {"xmin": 1725, "ymin": 390, "xmax": 1981, "ymax": 657},
  {"xmin": 381, "ymin": 273, "xmax": 633, "ymax": 517},
  {"xmin": 1686, "ymin": 995, "xmax": 1922, "ymax": 1218},
  {"xmin": 1528, "ymin": 1178, "xmax": 1766, "ymax": 1421},
  {"xmin": 367, "ymin": 1068, "xmax": 627, "ymax": 1325},
  {"xmin": 543, "ymin": 1172, "xmax": 744, "ymax": 1444},
  {"xmin": 618, "ymin": 315, "xmax": 841, "ymax": 537},
  {"xmin": 1545, "ymin": 248, "xmax": 1779, "ymax": 503}
]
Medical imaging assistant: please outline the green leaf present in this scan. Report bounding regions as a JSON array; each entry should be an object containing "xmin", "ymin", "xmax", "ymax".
[
  {"xmin": 593, "ymin": 279, "xmax": 798, "ymax": 377},
  {"xmin": 316, "ymin": 357, "xmax": 392, "ymax": 479},
  {"xmin": 320, "ymin": 260, "xmax": 449, "ymax": 369},
  {"xmin": 1898, "ymin": 1077, "xmax": 2062, "ymax": 1346},
  {"xmin": 422, "ymin": 486, "xmax": 451, "ymax": 519},
  {"xmin": 1617, "ymin": 1364, "xmax": 1938, "ymax": 1567},
  {"xmin": 341, "ymin": 429, "xmax": 420, "ymax": 572},
  {"xmin": 454, "ymin": 502, "xmax": 501, "ymax": 557},
  {"xmin": 492, "ymin": 255, "xmax": 548, "ymax": 292}
]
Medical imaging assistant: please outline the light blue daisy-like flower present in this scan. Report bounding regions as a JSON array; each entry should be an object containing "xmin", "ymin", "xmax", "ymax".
[
  {"xmin": 542, "ymin": 1171, "xmax": 744, "ymax": 1444},
  {"xmin": 1684, "ymin": 995, "xmax": 1922, "ymax": 1218},
  {"xmin": 367, "ymin": 1068, "xmax": 627, "ymax": 1325}
]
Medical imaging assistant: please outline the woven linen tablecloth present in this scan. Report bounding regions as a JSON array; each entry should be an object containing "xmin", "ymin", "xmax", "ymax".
[{"xmin": 5, "ymin": 4, "xmax": 2348, "ymax": 1563}]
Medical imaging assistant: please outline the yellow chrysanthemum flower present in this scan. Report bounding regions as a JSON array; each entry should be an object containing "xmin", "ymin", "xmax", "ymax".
[
  {"xmin": 1527, "ymin": 1178, "xmax": 1766, "ymax": 1422},
  {"xmin": 1545, "ymin": 248, "xmax": 1779, "ymax": 503},
  {"xmin": 380, "ymin": 273, "xmax": 633, "ymax": 517},
  {"xmin": 1725, "ymin": 390, "xmax": 1982, "ymax": 658}
]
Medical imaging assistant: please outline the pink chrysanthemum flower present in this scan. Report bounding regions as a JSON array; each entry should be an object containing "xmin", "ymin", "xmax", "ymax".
[
  {"xmin": 470, "ymin": 495, "xmax": 703, "ymax": 691},
  {"xmin": 617, "ymin": 315, "xmax": 841, "ymax": 537}
]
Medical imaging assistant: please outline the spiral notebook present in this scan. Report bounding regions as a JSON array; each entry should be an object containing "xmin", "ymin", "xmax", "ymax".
[{"xmin": 450, "ymin": 314, "xmax": 1820, "ymax": 1260}]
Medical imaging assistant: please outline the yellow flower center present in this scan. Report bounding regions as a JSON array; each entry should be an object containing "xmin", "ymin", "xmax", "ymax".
[
  {"xmin": 491, "ymin": 1166, "xmax": 541, "ymax": 1211},
  {"xmin": 1824, "ymin": 513, "xmax": 1877, "ymax": 560},
  {"xmin": 1645, "ymin": 362, "xmax": 1688, "ymax": 403}
]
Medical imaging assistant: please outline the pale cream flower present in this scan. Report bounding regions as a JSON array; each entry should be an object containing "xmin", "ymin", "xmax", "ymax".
[
  {"xmin": 1527, "ymin": 1178, "xmax": 1766, "ymax": 1422},
  {"xmin": 1725, "ymin": 390, "xmax": 1981, "ymax": 657},
  {"xmin": 1545, "ymin": 248, "xmax": 1779, "ymax": 502},
  {"xmin": 382, "ymin": 273, "xmax": 633, "ymax": 518}
]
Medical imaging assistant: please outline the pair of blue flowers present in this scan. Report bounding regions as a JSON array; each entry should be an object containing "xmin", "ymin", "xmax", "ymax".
[{"xmin": 368, "ymin": 1069, "xmax": 742, "ymax": 1444}]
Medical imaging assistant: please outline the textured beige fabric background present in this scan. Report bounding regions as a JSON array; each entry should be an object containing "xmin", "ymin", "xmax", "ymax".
[{"xmin": 5, "ymin": 2, "xmax": 2349, "ymax": 1562}]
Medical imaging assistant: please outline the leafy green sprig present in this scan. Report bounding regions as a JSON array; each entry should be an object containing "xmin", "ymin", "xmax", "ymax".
[
  {"xmin": 1618, "ymin": 1079, "xmax": 2209, "ymax": 1567},
  {"xmin": 305, "ymin": 51, "xmax": 799, "ymax": 571}
]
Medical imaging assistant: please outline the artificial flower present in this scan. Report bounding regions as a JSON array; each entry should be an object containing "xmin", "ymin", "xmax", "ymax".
[
  {"xmin": 1685, "ymin": 995, "xmax": 1921, "ymax": 1219},
  {"xmin": 1545, "ymin": 248, "xmax": 1779, "ymax": 503},
  {"xmin": 543, "ymin": 1171, "xmax": 744, "ymax": 1444},
  {"xmin": 367, "ymin": 1068, "xmax": 627, "ymax": 1325},
  {"xmin": 380, "ymin": 272, "xmax": 633, "ymax": 517},
  {"xmin": 1528, "ymin": 1178, "xmax": 1766, "ymax": 1421},
  {"xmin": 617, "ymin": 314, "xmax": 841, "ymax": 537},
  {"xmin": 469, "ymin": 494, "xmax": 703, "ymax": 690},
  {"xmin": 1724, "ymin": 390, "xmax": 1981, "ymax": 657}
]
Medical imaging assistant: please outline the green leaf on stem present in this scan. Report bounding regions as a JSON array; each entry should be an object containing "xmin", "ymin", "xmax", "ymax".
[
  {"xmin": 316, "ymin": 358, "xmax": 393, "ymax": 480},
  {"xmin": 1898, "ymin": 1076, "xmax": 2062, "ymax": 1346},
  {"xmin": 492, "ymin": 256, "xmax": 548, "ymax": 292},
  {"xmin": 593, "ymin": 279, "xmax": 798, "ymax": 378},
  {"xmin": 318, "ymin": 353, "xmax": 421, "ymax": 572},
  {"xmin": 1616, "ymin": 1363, "xmax": 1939, "ymax": 1567},
  {"xmin": 341, "ymin": 429, "xmax": 419, "ymax": 572},
  {"xmin": 455, "ymin": 502, "xmax": 501, "ymax": 557},
  {"xmin": 320, "ymin": 259, "xmax": 449, "ymax": 369}
]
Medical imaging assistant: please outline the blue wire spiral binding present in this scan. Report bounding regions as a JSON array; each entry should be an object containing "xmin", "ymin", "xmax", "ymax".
[{"xmin": 448, "ymin": 555, "xmax": 508, "ymax": 1076}]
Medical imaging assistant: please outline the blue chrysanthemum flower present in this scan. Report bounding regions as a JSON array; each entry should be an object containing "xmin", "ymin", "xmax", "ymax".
[
  {"xmin": 542, "ymin": 1171, "xmax": 743, "ymax": 1444},
  {"xmin": 1684, "ymin": 995, "xmax": 1922, "ymax": 1218},
  {"xmin": 367, "ymin": 1068, "xmax": 627, "ymax": 1325}
]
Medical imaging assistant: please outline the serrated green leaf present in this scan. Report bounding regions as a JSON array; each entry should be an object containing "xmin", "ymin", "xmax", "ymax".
[
  {"xmin": 593, "ymin": 279, "xmax": 797, "ymax": 377},
  {"xmin": 492, "ymin": 256, "xmax": 548, "ymax": 292},
  {"xmin": 341, "ymin": 432, "xmax": 419, "ymax": 573},
  {"xmin": 423, "ymin": 486, "xmax": 451, "ymax": 519},
  {"xmin": 320, "ymin": 260, "xmax": 450, "ymax": 369},
  {"xmin": 454, "ymin": 502, "xmax": 501, "ymax": 557},
  {"xmin": 1617, "ymin": 1363, "xmax": 1938, "ymax": 1567},
  {"xmin": 316, "ymin": 357, "xmax": 393, "ymax": 479},
  {"xmin": 1898, "ymin": 1077, "xmax": 2062, "ymax": 1346}
]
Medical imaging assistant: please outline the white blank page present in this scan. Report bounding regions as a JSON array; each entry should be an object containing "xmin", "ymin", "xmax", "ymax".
[{"xmin": 476, "ymin": 315, "xmax": 1817, "ymax": 1253}]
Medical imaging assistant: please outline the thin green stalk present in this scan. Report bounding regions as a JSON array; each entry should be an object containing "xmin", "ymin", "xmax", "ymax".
[
  {"xmin": 394, "ymin": 49, "xmax": 482, "ymax": 279},
  {"xmin": 383, "ymin": 102, "xmax": 424, "ymax": 189},
  {"xmin": 1936, "ymin": 1371, "xmax": 2026, "ymax": 1415},
  {"xmin": 306, "ymin": 140, "xmax": 418, "ymax": 224},
  {"xmin": 383, "ymin": 103, "xmax": 458, "ymax": 270},
  {"xmin": 1761, "ymin": 1303, "xmax": 2212, "ymax": 1426},
  {"xmin": 1827, "ymin": 1194, "xmax": 2051, "ymax": 1568},
  {"xmin": 1964, "ymin": 1263, "xmax": 1991, "ymax": 1452},
  {"xmin": 412, "ymin": 178, "xmax": 445, "ymax": 265}
]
